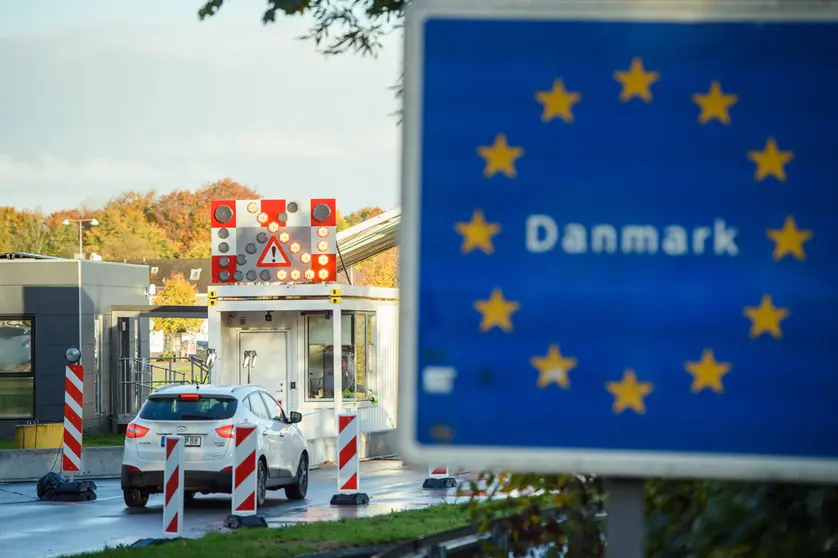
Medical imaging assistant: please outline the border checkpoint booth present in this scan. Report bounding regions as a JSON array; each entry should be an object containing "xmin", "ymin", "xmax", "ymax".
[{"xmin": 206, "ymin": 198, "xmax": 400, "ymax": 468}]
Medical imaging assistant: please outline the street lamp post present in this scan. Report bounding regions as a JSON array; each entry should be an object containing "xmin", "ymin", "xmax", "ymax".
[{"xmin": 63, "ymin": 218, "xmax": 99, "ymax": 357}]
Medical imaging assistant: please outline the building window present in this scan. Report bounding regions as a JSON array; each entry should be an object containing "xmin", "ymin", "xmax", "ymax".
[
  {"xmin": 306, "ymin": 312, "xmax": 375, "ymax": 401},
  {"xmin": 0, "ymin": 317, "xmax": 34, "ymax": 419},
  {"xmin": 189, "ymin": 268, "xmax": 202, "ymax": 281}
]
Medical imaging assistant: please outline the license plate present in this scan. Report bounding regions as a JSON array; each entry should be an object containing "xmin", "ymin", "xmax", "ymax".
[{"xmin": 161, "ymin": 436, "xmax": 202, "ymax": 447}]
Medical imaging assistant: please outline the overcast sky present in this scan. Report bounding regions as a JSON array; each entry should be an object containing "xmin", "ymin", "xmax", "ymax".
[{"xmin": 0, "ymin": 0, "xmax": 402, "ymax": 214}]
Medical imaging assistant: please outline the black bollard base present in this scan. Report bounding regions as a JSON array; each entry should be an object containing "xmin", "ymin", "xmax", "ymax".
[
  {"xmin": 224, "ymin": 514, "xmax": 268, "ymax": 529},
  {"xmin": 36, "ymin": 473, "xmax": 98, "ymax": 502},
  {"xmin": 330, "ymin": 492, "xmax": 370, "ymax": 506},
  {"xmin": 422, "ymin": 477, "xmax": 458, "ymax": 489}
]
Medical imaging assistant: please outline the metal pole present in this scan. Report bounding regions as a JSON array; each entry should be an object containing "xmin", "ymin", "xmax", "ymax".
[
  {"xmin": 77, "ymin": 222, "xmax": 83, "ymax": 352},
  {"xmin": 332, "ymin": 308, "xmax": 343, "ymax": 421},
  {"xmin": 604, "ymin": 478, "xmax": 646, "ymax": 558},
  {"xmin": 77, "ymin": 258, "xmax": 83, "ymax": 355}
]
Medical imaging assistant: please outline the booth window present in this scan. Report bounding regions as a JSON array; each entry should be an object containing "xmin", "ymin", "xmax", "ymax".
[
  {"xmin": 0, "ymin": 317, "xmax": 34, "ymax": 419},
  {"xmin": 306, "ymin": 312, "xmax": 375, "ymax": 401}
]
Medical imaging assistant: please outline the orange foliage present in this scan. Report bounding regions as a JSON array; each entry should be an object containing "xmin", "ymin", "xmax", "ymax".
[{"xmin": 2, "ymin": 182, "xmax": 395, "ymax": 275}]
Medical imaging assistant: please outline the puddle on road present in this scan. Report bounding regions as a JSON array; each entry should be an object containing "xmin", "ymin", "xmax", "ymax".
[{"xmin": 265, "ymin": 501, "xmax": 433, "ymax": 526}]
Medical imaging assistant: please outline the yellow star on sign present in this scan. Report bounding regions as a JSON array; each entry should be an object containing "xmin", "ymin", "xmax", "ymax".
[
  {"xmin": 744, "ymin": 295, "xmax": 789, "ymax": 339},
  {"xmin": 606, "ymin": 369, "xmax": 653, "ymax": 415},
  {"xmin": 455, "ymin": 210, "xmax": 501, "ymax": 254},
  {"xmin": 748, "ymin": 137, "xmax": 794, "ymax": 182},
  {"xmin": 614, "ymin": 57, "xmax": 659, "ymax": 103},
  {"xmin": 477, "ymin": 133, "xmax": 524, "ymax": 178},
  {"xmin": 692, "ymin": 81, "xmax": 738, "ymax": 125},
  {"xmin": 531, "ymin": 344, "xmax": 578, "ymax": 389},
  {"xmin": 767, "ymin": 216, "xmax": 813, "ymax": 261},
  {"xmin": 535, "ymin": 79, "xmax": 581, "ymax": 123},
  {"xmin": 685, "ymin": 349, "xmax": 731, "ymax": 394},
  {"xmin": 473, "ymin": 288, "xmax": 520, "ymax": 333}
]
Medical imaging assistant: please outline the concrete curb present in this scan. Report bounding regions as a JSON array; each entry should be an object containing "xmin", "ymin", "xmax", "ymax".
[
  {"xmin": 0, "ymin": 430, "xmax": 400, "ymax": 483},
  {"xmin": 0, "ymin": 446, "xmax": 123, "ymax": 483}
]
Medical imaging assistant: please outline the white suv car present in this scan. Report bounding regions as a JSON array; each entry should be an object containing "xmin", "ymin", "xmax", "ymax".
[{"xmin": 121, "ymin": 384, "xmax": 309, "ymax": 508}]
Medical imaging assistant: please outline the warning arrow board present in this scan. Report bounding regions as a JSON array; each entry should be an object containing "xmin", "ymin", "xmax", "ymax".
[{"xmin": 256, "ymin": 236, "xmax": 291, "ymax": 267}]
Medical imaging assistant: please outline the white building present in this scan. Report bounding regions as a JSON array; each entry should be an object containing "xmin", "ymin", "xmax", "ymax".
[{"xmin": 206, "ymin": 207, "xmax": 402, "ymax": 467}]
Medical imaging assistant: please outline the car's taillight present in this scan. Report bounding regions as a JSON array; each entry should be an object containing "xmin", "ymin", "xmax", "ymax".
[
  {"xmin": 221, "ymin": 466, "xmax": 232, "ymax": 473},
  {"xmin": 215, "ymin": 425, "xmax": 234, "ymax": 439},
  {"xmin": 126, "ymin": 423, "xmax": 149, "ymax": 438},
  {"xmin": 179, "ymin": 393, "xmax": 200, "ymax": 401},
  {"xmin": 125, "ymin": 465, "xmax": 141, "ymax": 473}
]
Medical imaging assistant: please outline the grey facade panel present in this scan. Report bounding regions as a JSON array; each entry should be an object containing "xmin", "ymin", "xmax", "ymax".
[
  {"xmin": 0, "ymin": 260, "xmax": 77, "ymax": 287},
  {"xmin": 0, "ymin": 285, "xmax": 79, "ymax": 315}
]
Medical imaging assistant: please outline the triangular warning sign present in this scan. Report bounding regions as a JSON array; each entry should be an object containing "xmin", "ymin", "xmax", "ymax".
[{"xmin": 256, "ymin": 236, "xmax": 291, "ymax": 267}]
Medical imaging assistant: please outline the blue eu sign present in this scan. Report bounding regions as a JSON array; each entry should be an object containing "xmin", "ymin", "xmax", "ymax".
[{"xmin": 397, "ymin": 0, "xmax": 838, "ymax": 483}]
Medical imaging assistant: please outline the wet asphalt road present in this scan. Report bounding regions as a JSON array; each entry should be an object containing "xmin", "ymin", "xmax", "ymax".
[{"xmin": 0, "ymin": 459, "xmax": 470, "ymax": 558}]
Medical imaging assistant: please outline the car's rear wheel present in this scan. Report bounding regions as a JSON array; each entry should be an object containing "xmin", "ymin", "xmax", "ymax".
[
  {"xmin": 123, "ymin": 489, "xmax": 148, "ymax": 508},
  {"xmin": 257, "ymin": 458, "xmax": 268, "ymax": 507},
  {"xmin": 285, "ymin": 452, "xmax": 308, "ymax": 500}
]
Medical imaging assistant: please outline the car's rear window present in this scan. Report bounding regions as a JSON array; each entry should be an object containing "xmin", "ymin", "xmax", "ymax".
[{"xmin": 139, "ymin": 396, "xmax": 238, "ymax": 421}]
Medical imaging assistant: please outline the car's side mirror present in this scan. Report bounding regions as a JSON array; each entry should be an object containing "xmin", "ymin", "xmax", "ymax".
[{"xmin": 288, "ymin": 411, "xmax": 303, "ymax": 424}]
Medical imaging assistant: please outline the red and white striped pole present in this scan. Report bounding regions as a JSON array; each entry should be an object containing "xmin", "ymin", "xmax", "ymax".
[
  {"xmin": 330, "ymin": 413, "xmax": 369, "ymax": 505},
  {"xmin": 423, "ymin": 464, "xmax": 457, "ymax": 489},
  {"xmin": 232, "ymin": 423, "xmax": 257, "ymax": 515},
  {"xmin": 62, "ymin": 363, "xmax": 84, "ymax": 478},
  {"xmin": 223, "ymin": 423, "xmax": 266, "ymax": 529},
  {"xmin": 163, "ymin": 436, "xmax": 184, "ymax": 536}
]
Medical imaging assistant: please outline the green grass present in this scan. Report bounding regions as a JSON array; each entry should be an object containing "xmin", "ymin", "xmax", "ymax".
[
  {"xmin": 70, "ymin": 503, "xmax": 472, "ymax": 558},
  {"xmin": 0, "ymin": 432, "xmax": 126, "ymax": 450}
]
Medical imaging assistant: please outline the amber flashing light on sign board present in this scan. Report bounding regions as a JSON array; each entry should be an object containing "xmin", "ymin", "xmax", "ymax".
[
  {"xmin": 318, "ymin": 269, "xmax": 329, "ymax": 280},
  {"xmin": 247, "ymin": 202, "xmax": 258, "ymax": 213},
  {"xmin": 318, "ymin": 255, "xmax": 329, "ymax": 266},
  {"xmin": 290, "ymin": 242, "xmax": 301, "ymax": 254},
  {"xmin": 317, "ymin": 240, "xmax": 328, "ymax": 251},
  {"xmin": 305, "ymin": 269, "xmax": 315, "ymax": 280},
  {"xmin": 268, "ymin": 222, "xmax": 280, "ymax": 233},
  {"xmin": 257, "ymin": 212, "xmax": 269, "ymax": 224},
  {"xmin": 277, "ymin": 270, "xmax": 287, "ymax": 280},
  {"xmin": 301, "ymin": 253, "xmax": 311, "ymax": 264},
  {"xmin": 318, "ymin": 227, "xmax": 329, "ymax": 237},
  {"xmin": 279, "ymin": 232, "xmax": 290, "ymax": 243},
  {"xmin": 291, "ymin": 270, "xmax": 300, "ymax": 280}
]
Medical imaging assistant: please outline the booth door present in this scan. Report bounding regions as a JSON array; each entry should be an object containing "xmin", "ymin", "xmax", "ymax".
[{"xmin": 238, "ymin": 330, "xmax": 289, "ymax": 408}]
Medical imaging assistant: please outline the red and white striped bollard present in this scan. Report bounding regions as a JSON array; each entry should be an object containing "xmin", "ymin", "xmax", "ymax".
[
  {"xmin": 330, "ymin": 414, "xmax": 369, "ymax": 505},
  {"xmin": 224, "ymin": 423, "xmax": 267, "ymax": 529},
  {"xmin": 163, "ymin": 435, "xmax": 184, "ymax": 536},
  {"xmin": 62, "ymin": 363, "xmax": 84, "ymax": 477},
  {"xmin": 232, "ymin": 423, "xmax": 257, "ymax": 515}
]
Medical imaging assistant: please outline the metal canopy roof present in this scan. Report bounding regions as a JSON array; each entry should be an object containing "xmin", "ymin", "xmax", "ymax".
[{"xmin": 336, "ymin": 207, "xmax": 400, "ymax": 272}]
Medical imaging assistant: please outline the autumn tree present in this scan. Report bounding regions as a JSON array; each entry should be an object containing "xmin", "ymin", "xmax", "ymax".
[
  {"xmin": 43, "ymin": 208, "xmax": 92, "ymax": 257},
  {"xmin": 86, "ymin": 192, "xmax": 173, "ymax": 261},
  {"xmin": 0, "ymin": 207, "xmax": 57, "ymax": 255},
  {"xmin": 357, "ymin": 247, "xmax": 398, "ymax": 288},
  {"xmin": 336, "ymin": 207, "xmax": 399, "ymax": 288},
  {"xmin": 153, "ymin": 273, "xmax": 205, "ymax": 354}
]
